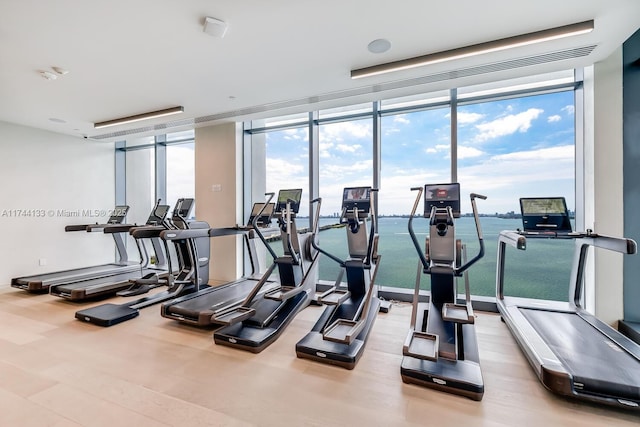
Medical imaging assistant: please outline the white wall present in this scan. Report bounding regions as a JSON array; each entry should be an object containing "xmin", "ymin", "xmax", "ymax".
[{"xmin": 0, "ymin": 121, "xmax": 115, "ymax": 286}]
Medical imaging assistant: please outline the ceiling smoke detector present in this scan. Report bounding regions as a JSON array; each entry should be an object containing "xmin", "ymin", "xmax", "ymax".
[
  {"xmin": 203, "ymin": 16, "xmax": 228, "ymax": 38},
  {"xmin": 52, "ymin": 66, "xmax": 69, "ymax": 75},
  {"xmin": 39, "ymin": 70, "xmax": 58, "ymax": 81}
]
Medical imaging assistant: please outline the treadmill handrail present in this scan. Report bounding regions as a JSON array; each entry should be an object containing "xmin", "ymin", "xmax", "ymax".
[
  {"xmin": 160, "ymin": 228, "xmax": 210, "ymax": 241},
  {"xmin": 131, "ymin": 226, "xmax": 168, "ymax": 239}
]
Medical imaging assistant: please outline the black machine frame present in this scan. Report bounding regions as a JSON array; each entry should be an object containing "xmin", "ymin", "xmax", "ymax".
[
  {"xmin": 296, "ymin": 186, "xmax": 384, "ymax": 369},
  {"xmin": 402, "ymin": 183, "xmax": 487, "ymax": 401}
]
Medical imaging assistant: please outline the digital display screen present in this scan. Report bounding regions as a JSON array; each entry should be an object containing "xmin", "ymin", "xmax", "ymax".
[
  {"xmin": 175, "ymin": 198, "xmax": 195, "ymax": 218},
  {"xmin": 107, "ymin": 205, "xmax": 129, "ymax": 224},
  {"xmin": 520, "ymin": 197, "xmax": 572, "ymax": 232},
  {"xmin": 275, "ymin": 189, "xmax": 302, "ymax": 214},
  {"xmin": 342, "ymin": 186, "xmax": 371, "ymax": 215},
  {"xmin": 521, "ymin": 198, "xmax": 566, "ymax": 215},
  {"xmin": 249, "ymin": 202, "xmax": 275, "ymax": 226},
  {"xmin": 147, "ymin": 205, "xmax": 170, "ymax": 225},
  {"xmin": 343, "ymin": 186, "xmax": 371, "ymax": 202},
  {"xmin": 424, "ymin": 183, "xmax": 460, "ymax": 218}
]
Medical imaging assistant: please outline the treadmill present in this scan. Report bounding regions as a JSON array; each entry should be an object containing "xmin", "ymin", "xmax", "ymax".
[
  {"xmin": 49, "ymin": 202, "xmax": 172, "ymax": 301},
  {"xmin": 496, "ymin": 197, "xmax": 640, "ymax": 410},
  {"xmin": 11, "ymin": 205, "xmax": 140, "ymax": 293},
  {"xmin": 75, "ymin": 198, "xmax": 210, "ymax": 326},
  {"xmin": 160, "ymin": 202, "xmax": 279, "ymax": 326}
]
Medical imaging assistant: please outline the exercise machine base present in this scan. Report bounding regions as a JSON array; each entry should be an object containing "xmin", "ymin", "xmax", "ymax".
[
  {"xmin": 75, "ymin": 304, "xmax": 139, "ymax": 327},
  {"xmin": 296, "ymin": 297, "xmax": 380, "ymax": 370},
  {"xmin": 400, "ymin": 355, "xmax": 484, "ymax": 401}
]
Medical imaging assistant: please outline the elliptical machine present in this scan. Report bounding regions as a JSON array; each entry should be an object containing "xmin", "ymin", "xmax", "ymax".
[
  {"xmin": 402, "ymin": 183, "xmax": 487, "ymax": 400},
  {"xmin": 212, "ymin": 189, "xmax": 319, "ymax": 353},
  {"xmin": 296, "ymin": 186, "xmax": 382, "ymax": 369}
]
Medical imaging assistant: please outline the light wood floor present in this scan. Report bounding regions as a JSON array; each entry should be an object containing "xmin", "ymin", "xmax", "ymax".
[{"xmin": 0, "ymin": 286, "xmax": 638, "ymax": 427}]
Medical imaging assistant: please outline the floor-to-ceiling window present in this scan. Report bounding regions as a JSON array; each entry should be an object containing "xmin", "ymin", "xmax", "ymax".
[
  {"xmin": 317, "ymin": 104, "xmax": 374, "ymax": 282},
  {"xmin": 244, "ymin": 70, "xmax": 580, "ymax": 303},
  {"xmin": 378, "ymin": 91, "xmax": 452, "ymax": 289},
  {"xmin": 117, "ymin": 131, "xmax": 197, "ymax": 263},
  {"xmin": 456, "ymin": 88, "xmax": 576, "ymax": 300},
  {"xmin": 166, "ymin": 130, "xmax": 195, "ymax": 211}
]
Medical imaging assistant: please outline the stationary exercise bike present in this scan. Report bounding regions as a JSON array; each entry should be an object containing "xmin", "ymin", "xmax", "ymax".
[{"xmin": 402, "ymin": 183, "xmax": 487, "ymax": 400}]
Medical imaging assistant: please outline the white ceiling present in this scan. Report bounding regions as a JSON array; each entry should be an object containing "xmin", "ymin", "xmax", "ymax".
[{"xmin": 1, "ymin": 0, "xmax": 639, "ymax": 142}]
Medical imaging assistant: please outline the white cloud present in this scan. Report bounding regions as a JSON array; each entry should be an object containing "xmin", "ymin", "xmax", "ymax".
[
  {"xmin": 321, "ymin": 121, "xmax": 371, "ymax": 141},
  {"xmin": 319, "ymin": 141, "xmax": 334, "ymax": 158},
  {"xmin": 457, "ymin": 112, "xmax": 484, "ymax": 124},
  {"xmin": 336, "ymin": 143, "xmax": 362, "ymax": 153},
  {"xmin": 457, "ymin": 146, "xmax": 484, "ymax": 159},
  {"xmin": 266, "ymin": 157, "xmax": 304, "ymax": 176},
  {"xmin": 394, "ymin": 114, "xmax": 410, "ymax": 125},
  {"xmin": 474, "ymin": 108, "xmax": 543, "ymax": 142},
  {"xmin": 492, "ymin": 145, "xmax": 573, "ymax": 162},
  {"xmin": 319, "ymin": 160, "xmax": 373, "ymax": 181},
  {"xmin": 562, "ymin": 105, "xmax": 575, "ymax": 115},
  {"xmin": 547, "ymin": 115, "xmax": 561, "ymax": 123}
]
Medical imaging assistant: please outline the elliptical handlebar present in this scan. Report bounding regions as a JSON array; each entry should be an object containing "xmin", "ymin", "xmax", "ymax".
[
  {"xmin": 310, "ymin": 198, "xmax": 345, "ymax": 267},
  {"xmin": 407, "ymin": 186, "xmax": 487, "ymax": 274},
  {"xmin": 455, "ymin": 192, "xmax": 487, "ymax": 275},
  {"xmin": 365, "ymin": 188, "xmax": 379, "ymax": 266},
  {"xmin": 408, "ymin": 186, "xmax": 430, "ymax": 271},
  {"xmin": 252, "ymin": 192, "xmax": 279, "ymax": 261}
]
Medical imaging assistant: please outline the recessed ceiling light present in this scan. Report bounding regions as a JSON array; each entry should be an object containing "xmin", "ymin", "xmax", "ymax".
[
  {"xmin": 94, "ymin": 106, "xmax": 184, "ymax": 129},
  {"xmin": 368, "ymin": 39, "xmax": 392, "ymax": 54},
  {"xmin": 353, "ymin": 20, "xmax": 594, "ymax": 79}
]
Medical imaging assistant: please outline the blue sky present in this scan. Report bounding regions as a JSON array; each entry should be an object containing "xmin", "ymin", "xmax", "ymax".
[{"xmin": 265, "ymin": 90, "xmax": 575, "ymax": 216}]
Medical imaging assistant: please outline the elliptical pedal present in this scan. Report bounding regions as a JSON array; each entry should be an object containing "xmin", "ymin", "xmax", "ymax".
[{"xmin": 403, "ymin": 330, "xmax": 439, "ymax": 361}]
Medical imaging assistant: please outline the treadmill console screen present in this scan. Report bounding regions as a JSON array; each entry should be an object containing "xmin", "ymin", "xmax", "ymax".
[
  {"xmin": 342, "ymin": 186, "xmax": 371, "ymax": 215},
  {"xmin": 275, "ymin": 189, "xmax": 302, "ymax": 214},
  {"xmin": 107, "ymin": 205, "xmax": 130, "ymax": 224},
  {"xmin": 146, "ymin": 205, "xmax": 170, "ymax": 225},
  {"xmin": 249, "ymin": 202, "xmax": 275, "ymax": 226},
  {"xmin": 520, "ymin": 197, "xmax": 572, "ymax": 232},
  {"xmin": 424, "ymin": 183, "xmax": 460, "ymax": 218}
]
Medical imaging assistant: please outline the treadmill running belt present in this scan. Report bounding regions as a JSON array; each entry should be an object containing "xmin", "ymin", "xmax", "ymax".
[
  {"xmin": 520, "ymin": 308, "xmax": 640, "ymax": 400},
  {"xmin": 167, "ymin": 279, "xmax": 259, "ymax": 318}
]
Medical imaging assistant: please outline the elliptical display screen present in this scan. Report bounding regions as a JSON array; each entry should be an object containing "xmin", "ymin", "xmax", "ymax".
[
  {"xmin": 249, "ymin": 202, "xmax": 275, "ymax": 226},
  {"xmin": 342, "ymin": 186, "xmax": 371, "ymax": 213},
  {"xmin": 520, "ymin": 197, "xmax": 572, "ymax": 232},
  {"xmin": 107, "ymin": 205, "xmax": 130, "ymax": 224},
  {"xmin": 147, "ymin": 205, "xmax": 170, "ymax": 225},
  {"xmin": 174, "ymin": 198, "xmax": 195, "ymax": 219},
  {"xmin": 424, "ymin": 183, "xmax": 460, "ymax": 218},
  {"xmin": 276, "ymin": 189, "xmax": 302, "ymax": 214}
]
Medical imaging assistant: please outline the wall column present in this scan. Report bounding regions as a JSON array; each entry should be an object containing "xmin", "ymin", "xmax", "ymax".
[{"xmin": 195, "ymin": 122, "xmax": 243, "ymax": 282}]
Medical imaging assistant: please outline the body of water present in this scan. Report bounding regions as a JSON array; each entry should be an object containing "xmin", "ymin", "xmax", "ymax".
[{"xmin": 311, "ymin": 216, "xmax": 575, "ymax": 302}]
